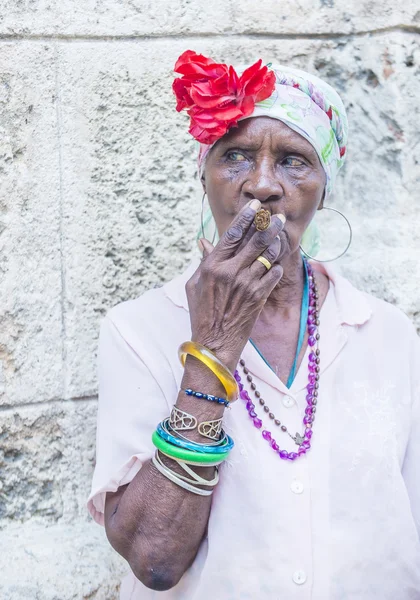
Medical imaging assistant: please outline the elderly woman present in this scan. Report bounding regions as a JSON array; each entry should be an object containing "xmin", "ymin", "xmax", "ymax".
[{"xmin": 87, "ymin": 51, "xmax": 420, "ymax": 599}]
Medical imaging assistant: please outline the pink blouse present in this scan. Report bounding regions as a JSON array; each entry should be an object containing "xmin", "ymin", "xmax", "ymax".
[{"xmin": 88, "ymin": 258, "xmax": 420, "ymax": 599}]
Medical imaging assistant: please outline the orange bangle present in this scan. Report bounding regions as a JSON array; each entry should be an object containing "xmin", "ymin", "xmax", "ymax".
[{"xmin": 178, "ymin": 341, "xmax": 238, "ymax": 403}]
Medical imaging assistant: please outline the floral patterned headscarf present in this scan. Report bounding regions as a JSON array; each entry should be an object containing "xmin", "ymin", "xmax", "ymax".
[
  {"xmin": 173, "ymin": 52, "xmax": 348, "ymax": 200},
  {"xmin": 201, "ymin": 65, "xmax": 347, "ymax": 200},
  {"xmin": 173, "ymin": 51, "xmax": 349, "ymax": 244}
]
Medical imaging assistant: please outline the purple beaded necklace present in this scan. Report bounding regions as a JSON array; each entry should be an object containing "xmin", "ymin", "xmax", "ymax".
[{"xmin": 234, "ymin": 259, "xmax": 320, "ymax": 462}]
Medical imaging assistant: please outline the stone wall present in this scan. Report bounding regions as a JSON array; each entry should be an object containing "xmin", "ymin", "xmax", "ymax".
[{"xmin": 1, "ymin": 2, "xmax": 419, "ymax": 598}]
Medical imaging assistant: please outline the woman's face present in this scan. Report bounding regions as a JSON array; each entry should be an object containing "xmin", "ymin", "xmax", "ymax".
[{"xmin": 202, "ymin": 116, "xmax": 326, "ymax": 260}]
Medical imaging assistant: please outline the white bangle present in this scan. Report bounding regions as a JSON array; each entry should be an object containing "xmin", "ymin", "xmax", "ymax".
[
  {"xmin": 155, "ymin": 450, "xmax": 219, "ymax": 487},
  {"xmin": 152, "ymin": 454, "xmax": 213, "ymax": 496},
  {"xmin": 159, "ymin": 449, "xmax": 225, "ymax": 468},
  {"xmin": 178, "ymin": 460, "xmax": 220, "ymax": 487}
]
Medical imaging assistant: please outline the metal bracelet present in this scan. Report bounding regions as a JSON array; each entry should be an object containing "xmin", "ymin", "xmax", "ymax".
[
  {"xmin": 158, "ymin": 448, "xmax": 226, "ymax": 468},
  {"xmin": 155, "ymin": 450, "xmax": 219, "ymax": 487},
  {"xmin": 152, "ymin": 453, "xmax": 213, "ymax": 496},
  {"xmin": 158, "ymin": 419, "xmax": 235, "ymax": 453},
  {"xmin": 169, "ymin": 405, "xmax": 197, "ymax": 431},
  {"xmin": 166, "ymin": 420, "xmax": 229, "ymax": 447},
  {"xmin": 198, "ymin": 418, "xmax": 223, "ymax": 441},
  {"xmin": 168, "ymin": 407, "xmax": 225, "ymax": 445}
]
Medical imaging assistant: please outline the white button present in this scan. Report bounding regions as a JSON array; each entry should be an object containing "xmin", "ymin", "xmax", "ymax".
[
  {"xmin": 290, "ymin": 479, "xmax": 304, "ymax": 494},
  {"xmin": 293, "ymin": 570, "xmax": 307, "ymax": 585},
  {"xmin": 282, "ymin": 396, "xmax": 295, "ymax": 408}
]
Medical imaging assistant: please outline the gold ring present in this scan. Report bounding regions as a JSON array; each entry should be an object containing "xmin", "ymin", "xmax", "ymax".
[{"xmin": 256, "ymin": 256, "xmax": 272, "ymax": 270}]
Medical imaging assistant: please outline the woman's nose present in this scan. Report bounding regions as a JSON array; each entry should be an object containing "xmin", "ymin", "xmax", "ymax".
[{"xmin": 242, "ymin": 159, "xmax": 284, "ymax": 204}]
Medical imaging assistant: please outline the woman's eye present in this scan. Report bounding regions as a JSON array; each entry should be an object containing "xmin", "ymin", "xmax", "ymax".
[
  {"xmin": 226, "ymin": 151, "xmax": 247, "ymax": 162},
  {"xmin": 284, "ymin": 157, "xmax": 304, "ymax": 167}
]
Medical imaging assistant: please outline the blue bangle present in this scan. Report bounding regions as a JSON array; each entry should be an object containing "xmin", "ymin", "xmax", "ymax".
[
  {"xmin": 156, "ymin": 421, "xmax": 235, "ymax": 454},
  {"xmin": 184, "ymin": 388, "xmax": 230, "ymax": 407}
]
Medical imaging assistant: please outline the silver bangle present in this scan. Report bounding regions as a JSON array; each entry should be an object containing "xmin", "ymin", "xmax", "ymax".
[
  {"xmin": 164, "ymin": 418, "xmax": 228, "ymax": 448},
  {"xmin": 159, "ymin": 449, "xmax": 225, "ymax": 468},
  {"xmin": 169, "ymin": 406, "xmax": 224, "ymax": 444},
  {"xmin": 198, "ymin": 418, "xmax": 223, "ymax": 441},
  {"xmin": 169, "ymin": 405, "xmax": 197, "ymax": 431},
  {"xmin": 152, "ymin": 453, "xmax": 213, "ymax": 496},
  {"xmin": 155, "ymin": 450, "xmax": 219, "ymax": 487}
]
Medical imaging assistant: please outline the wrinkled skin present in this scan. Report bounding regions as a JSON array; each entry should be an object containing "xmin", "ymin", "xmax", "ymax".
[
  {"xmin": 103, "ymin": 117, "xmax": 331, "ymax": 592},
  {"xmin": 186, "ymin": 116, "xmax": 329, "ymax": 378},
  {"xmin": 204, "ymin": 116, "xmax": 326, "ymax": 259}
]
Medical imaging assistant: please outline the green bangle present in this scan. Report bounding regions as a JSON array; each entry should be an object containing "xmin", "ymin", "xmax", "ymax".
[{"xmin": 152, "ymin": 431, "xmax": 230, "ymax": 464}]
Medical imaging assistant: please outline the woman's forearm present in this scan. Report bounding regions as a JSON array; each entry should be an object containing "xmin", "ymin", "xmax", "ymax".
[{"xmin": 104, "ymin": 354, "xmax": 233, "ymax": 591}]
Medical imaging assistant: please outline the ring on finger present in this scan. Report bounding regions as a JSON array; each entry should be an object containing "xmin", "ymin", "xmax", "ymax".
[{"xmin": 256, "ymin": 256, "xmax": 272, "ymax": 271}]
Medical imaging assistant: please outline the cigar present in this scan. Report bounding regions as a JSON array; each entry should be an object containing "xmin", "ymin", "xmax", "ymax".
[{"xmin": 253, "ymin": 208, "xmax": 271, "ymax": 231}]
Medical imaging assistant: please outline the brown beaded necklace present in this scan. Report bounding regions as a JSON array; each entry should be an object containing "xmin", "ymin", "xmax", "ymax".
[{"xmin": 234, "ymin": 259, "xmax": 320, "ymax": 461}]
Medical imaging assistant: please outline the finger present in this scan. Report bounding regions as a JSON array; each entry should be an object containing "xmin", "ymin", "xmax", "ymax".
[
  {"xmin": 198, "ymin": 238, "xmax": 215, "ymax": 259},
  {"xmin": 211, "ymin": 199, "xmax": 261, "ymax": 261},
  {"xmin": 235, "ymin": 211, "xmax": 286, "ymax": 257},
  {"xmin": 261, "ymin": 264, "xmax": 284, "ymax": 291},
  {"xmin": 247, "ymin": 263, "xmax": 284, "ymax": 308},
  {"xmin": 250, "ymin": 235, "xmax": 281, "ymax": 278},
  {"xmin": 189, "ymin": 239, "xmax": 214, "ymax": 289},
  {"xmin": 237, "ymin": 213, "xmax": 286, "ymax": 268},
  {"xmin": 233, "ymin": 220, "xmax": 257, "ymax": 257}
]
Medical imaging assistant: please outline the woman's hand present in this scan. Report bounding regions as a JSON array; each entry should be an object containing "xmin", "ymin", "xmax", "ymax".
[{"xmin": 186, "ymin": 199, "xmax": 285, "ymax": 371}]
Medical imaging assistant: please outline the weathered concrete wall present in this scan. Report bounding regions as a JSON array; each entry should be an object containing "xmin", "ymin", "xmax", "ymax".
[{"xmin": 1, "ymin": 2, "xmax": 419, "ymax": 598}]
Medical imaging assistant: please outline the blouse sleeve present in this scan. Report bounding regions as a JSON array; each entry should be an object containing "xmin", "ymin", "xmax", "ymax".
[
  {"xmin": 87, "ymin": 313, "xmax": 171, "ymax": 526},
  {"xmin": 401, "ymin": 327, "xmax": 420, "ymax": 537}
]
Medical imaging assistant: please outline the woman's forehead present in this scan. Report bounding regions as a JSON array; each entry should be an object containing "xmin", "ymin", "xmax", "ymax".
[{"xmin": 215, "ymin": 116, "xmax": 317, "ymax": 154}]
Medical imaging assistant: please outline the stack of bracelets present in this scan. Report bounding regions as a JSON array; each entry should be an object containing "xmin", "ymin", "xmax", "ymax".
[{"xmin": 151, "ymin": 341, "xmax": 238, "ymax": 496}]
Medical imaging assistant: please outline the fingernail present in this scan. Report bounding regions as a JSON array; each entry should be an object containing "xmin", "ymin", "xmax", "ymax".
[
  {"xmin": 273, "ymin": 213, "xmax": 286, "ymax": 224},
  {"xmin": 197, "ymin": 239, "xmax": 204, "ymax": 253},
  {"xmin": 275, "ymin": 235, "xmax": 281, "ymax": 242},
  {"xmin": 249, "ymin": 199, "xmax": 261, "ymax": 211}
]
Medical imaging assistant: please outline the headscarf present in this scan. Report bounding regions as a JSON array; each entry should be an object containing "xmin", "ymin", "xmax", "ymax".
[
  {"xmin": 197, "ymin": 64, "xmax": 348, "ymax": 200},
  {"xmin": 173, "ymin": 52, "xmax": 349, "ymax": 243}
]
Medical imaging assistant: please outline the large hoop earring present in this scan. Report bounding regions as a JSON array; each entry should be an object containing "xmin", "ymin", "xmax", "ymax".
[
  {"xmin": 200, "ymin": 192, "xmax": 217, "ymax": 245},
  {"xmin": 299, "ymin": 206, "xmax": 352, "ymax": 262}
]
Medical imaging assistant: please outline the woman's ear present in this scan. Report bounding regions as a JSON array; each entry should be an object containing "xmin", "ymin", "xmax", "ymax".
[
  {"xmin": 200, "ymin": 172, "xmax": 206, "ymax": 194},
  {"xmin": 317, "ymin": 189, "xmax": 325, "ymax": 210}
]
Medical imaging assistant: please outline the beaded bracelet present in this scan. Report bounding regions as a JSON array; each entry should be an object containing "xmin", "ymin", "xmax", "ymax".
[
  {"xmin": 178, "ymin": 341, "xmax": 238, "ymax": 402},
  {"xmin": 152, "ymin": 431, "xmax": 230, "ymax": 464},
  {"xmin": 183, "ymin": 388, "xmax": 230, "ymax": 408},
  {"xmin": 157, "ymin": 420, "xmax": 235, "ymax": 454}
]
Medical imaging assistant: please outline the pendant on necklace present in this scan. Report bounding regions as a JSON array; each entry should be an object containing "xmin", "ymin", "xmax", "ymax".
[{"xmin": 294, "ymin": 432, "xmax": 304, "ymax": 446}]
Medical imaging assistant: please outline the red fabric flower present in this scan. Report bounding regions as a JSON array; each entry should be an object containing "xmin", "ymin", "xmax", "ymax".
[{"xmin": 172, "ymin": 50, "xmax": 276, "ymax": 145}]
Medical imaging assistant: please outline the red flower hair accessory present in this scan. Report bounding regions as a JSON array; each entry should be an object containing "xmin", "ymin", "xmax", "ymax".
[{"xmin": 173, "ymin": 50, "xmax": 276, "ymax": 145}]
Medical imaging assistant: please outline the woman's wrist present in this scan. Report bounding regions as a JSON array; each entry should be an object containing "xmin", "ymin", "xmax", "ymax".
[
  {"xmin": 179, "ymin": 340, "xmax": 239, "ymax": 402},
  {"xmin": 177, "ymin": 355, "xmax": 228, "ymax": 439},
  {"xmin": 181, "ymin": 354, "xmax": 228, "ymax": 399},
  {"xmin": 189, "ymin": 336, "xmax": 241, "ymax": 374}
]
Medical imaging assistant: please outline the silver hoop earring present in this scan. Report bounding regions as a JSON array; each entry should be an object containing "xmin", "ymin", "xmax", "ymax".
[
  {"xmin": 200, "ymin": 192, "xmax": 217, "ymax": 245},
  {"xmin": 299, "ymin": 206, "xmax": 352, "ymax": 262}
]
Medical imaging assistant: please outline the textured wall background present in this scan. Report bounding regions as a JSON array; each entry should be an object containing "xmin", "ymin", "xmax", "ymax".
[{"xmin": 1, "ymin": 2, "xmax": 419, "ymax": 598}]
